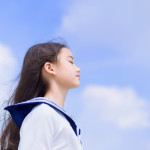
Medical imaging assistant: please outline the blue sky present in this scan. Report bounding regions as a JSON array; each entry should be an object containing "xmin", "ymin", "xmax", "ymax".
[{"xmin": 0, "ymin": 0, "xmax": 150, "ymax": 149}]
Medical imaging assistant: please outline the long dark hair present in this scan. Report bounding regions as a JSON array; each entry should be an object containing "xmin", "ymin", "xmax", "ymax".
[{"xmin": 0, "ymin": 41, "xmax": 67, "ymax": 150}]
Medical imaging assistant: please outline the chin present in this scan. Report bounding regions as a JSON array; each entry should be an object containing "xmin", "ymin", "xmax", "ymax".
[
  {"xmin": 69, "ymin": 83, "xmax": 80, "ymax": 89},
  {"xmin": 74, "ymin": 83, "xmax": 80, "ymax": 88}
]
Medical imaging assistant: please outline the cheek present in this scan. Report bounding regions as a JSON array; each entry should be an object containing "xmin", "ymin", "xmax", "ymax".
[
  {"xmin": 56, "ymin": 69, "xmax": 75, "ymax": 87},
  {"xmin": 61, "ymin": 62, "xmax": 73, "ymax": 72},
  {"xmin": 56, "ymin": 63, "xmax": 71, "ymax": 76},
  {"xmin": 62, "ymin": 65, "xmax": 75, "ymax": 79}
]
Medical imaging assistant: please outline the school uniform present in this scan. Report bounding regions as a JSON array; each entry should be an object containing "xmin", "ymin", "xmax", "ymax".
[{"xmin": 4, "ymin": 97, "xmax": 83, "ymax": 150}]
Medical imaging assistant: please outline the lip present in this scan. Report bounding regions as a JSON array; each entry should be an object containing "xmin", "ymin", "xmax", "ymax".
[{"xmin": 76, "ymin": 75, "xmax": 80, "ymax": 77}]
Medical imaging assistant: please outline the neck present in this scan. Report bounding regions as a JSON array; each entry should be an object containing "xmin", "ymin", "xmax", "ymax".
[{"xmin": 43, "ymin": 83, "xmax": 69, "ymax": 109}]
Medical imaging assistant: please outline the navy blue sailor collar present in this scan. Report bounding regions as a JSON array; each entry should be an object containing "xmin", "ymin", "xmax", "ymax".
[{"xmin": 4, "ymin": 97, "xmax": 82, "ymax": 140}]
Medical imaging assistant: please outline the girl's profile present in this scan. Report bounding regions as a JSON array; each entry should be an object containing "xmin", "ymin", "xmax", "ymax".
[{"xmin": 0, "ymin": 41, "xmax": 83, "ymax": 150}]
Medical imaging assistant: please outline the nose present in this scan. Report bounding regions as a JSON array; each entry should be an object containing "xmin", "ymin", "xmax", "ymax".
[{"xmin": 76, "ymin": 65, "xmax": 80, "ymax": 73}]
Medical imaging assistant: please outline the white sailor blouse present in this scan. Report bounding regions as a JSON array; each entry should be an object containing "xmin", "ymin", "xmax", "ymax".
[{"xmin": 4, "ymin": 97, "xmax": 83, "ymax": 150}]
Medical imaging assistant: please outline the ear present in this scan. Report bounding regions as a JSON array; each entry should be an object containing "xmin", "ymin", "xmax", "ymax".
[{"xmin": 43, "ymin": 62, "xmax": 56, "ymax": 75}]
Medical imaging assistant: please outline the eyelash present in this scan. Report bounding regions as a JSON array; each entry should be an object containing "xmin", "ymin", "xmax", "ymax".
[{"xmin": 69, "ymin": 61, "xmax": 74, "ymax": 64}]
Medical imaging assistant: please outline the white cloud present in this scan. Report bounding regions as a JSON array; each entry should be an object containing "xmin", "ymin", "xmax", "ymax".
[
  {"xmin": 80, "ymin": 84, "xmax": 150, "ymax": 129},
  {"xmin": 0, "ymin": 43, "xmax": 17, "ymax": 113},
  {"xmin": 57, "ymin": 0, "xmax": 150, "ymax": 66},
  {"xmin": 0, "ymin": 43, "xmax": 16, "ymax": 82},
  {"xmin": 146, "ymin": 140, "xmax": 150, "ymax": 150}
]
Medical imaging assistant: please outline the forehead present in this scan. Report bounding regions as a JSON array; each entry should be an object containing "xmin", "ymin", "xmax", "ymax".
[{"xmin": 59, "ymin": 47, "xmax": 73, "ymax": 58}]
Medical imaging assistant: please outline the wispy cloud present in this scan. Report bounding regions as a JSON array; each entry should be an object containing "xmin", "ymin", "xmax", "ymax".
[
  {"xmin": 0, "ymin": 43, "xmax": 16, "ymax": 82},
  {"xmin": 81, "ymin": 84, "xmax": 150, "ymax": 129},
  {"xmin": 0, "ymin": 43, "xmax": 18, "ymax": 133},
  {"xmin": 0, "ymin": 43, "xmax": 17, "ymax": 104},
  {"xmin": 77, "ymin": 84, "xmax": 150, "ymax": 150},
  {"xmin": 57, "ymin": 0, "xmax": 150, "ymax": 66}
]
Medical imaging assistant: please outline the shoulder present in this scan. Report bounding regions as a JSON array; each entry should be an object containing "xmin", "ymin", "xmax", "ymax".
[
  {"xmin": 18, "ymin": 103, "xmax": 61, "ymax": 149},
  {"xmin": 29, "ymin": 103, "xmax": 59, "ymax": 118},
  {"xmin": 30, "ymin": 103, "xmax": 68, "ymax": 123},
  {"xmin": 20, "ymin": 103, "xmax": 61, "ymax": 132}
]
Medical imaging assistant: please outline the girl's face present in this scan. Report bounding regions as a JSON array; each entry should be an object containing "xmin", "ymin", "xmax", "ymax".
[{"xmin": 54, "ymin": 47, "xmax": 80, "ymax": 89}]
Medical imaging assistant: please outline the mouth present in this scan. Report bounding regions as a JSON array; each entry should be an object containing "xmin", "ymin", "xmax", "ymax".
[
  {"xmin": 76, "ymin": 75, "xmax": 80, "ymax": 80},
  {"xmin": 76, "ymin": 75, "xmax": 80, "ymax": 77}
]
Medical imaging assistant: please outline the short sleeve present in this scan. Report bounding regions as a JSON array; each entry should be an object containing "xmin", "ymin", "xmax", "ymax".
[{"xmin": 18, "ymin": 104, "xmax": 57, "ymax": 150}]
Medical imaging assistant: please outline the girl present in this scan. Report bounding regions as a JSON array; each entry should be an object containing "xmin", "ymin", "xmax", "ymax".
[{"xmin": 0, "ymin": 42, "xmax": 83, "ymax": 150}]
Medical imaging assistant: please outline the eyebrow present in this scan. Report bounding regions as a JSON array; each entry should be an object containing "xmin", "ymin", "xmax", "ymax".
[{"xmin": 67, "ymin": 56, "xmax": 74, "ymax": 60}]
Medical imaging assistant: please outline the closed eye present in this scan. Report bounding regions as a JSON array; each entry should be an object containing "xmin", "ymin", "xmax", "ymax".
[{"xmin": 69, "ymin": 61, "xmax": 74, "ymax": 64}]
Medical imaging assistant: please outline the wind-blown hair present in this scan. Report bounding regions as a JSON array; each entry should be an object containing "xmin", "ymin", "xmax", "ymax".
[{"xmin": 0, "ymin": 41, "xmax": 67, "ymax": 150}]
